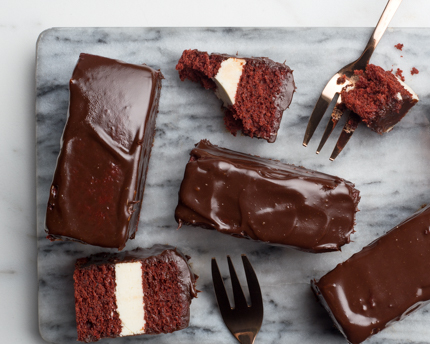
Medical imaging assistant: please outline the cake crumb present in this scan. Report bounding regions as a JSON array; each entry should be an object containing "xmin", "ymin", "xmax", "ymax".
[
  {"xmin": 394, "ymin": 43, "xmax": 404, "ymax": 51},
  {"xmin": 337, "ymin": 75, "xmax": 346, "ymax": 85},
  {"xmin": 411, "ymin": 67, "xmax": 419, "ymax": 75},
  {"xmin": 395, "ymin": 68, "xmax": 405, "ymax": 82}
]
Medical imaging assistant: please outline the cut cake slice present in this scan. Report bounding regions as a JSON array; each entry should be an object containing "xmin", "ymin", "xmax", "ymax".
[
  {"xmin": 176, "ymin": 49, "xmax": 295, "ymax": 142},
  {"xmin": 73, "ymin": 245, "xmax": 198, "ymax": 342}
]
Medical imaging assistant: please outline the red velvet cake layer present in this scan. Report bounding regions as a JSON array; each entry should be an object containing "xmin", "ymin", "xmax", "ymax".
[
  {"xmin": 142, "ymin": 251, "xmax": 193, "ymax": 333},
  {"xmin": 74, "ymin": 261, "xmax": 121, "ymax": 342}
]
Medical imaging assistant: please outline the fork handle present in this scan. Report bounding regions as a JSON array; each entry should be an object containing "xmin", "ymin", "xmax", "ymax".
[{"xmin": 357, "ymin": 0, "xmax": 402, "ymax": 69}]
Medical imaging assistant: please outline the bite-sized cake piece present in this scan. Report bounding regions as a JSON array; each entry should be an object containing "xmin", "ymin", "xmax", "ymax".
[
  {"xmin": 338, "ymin": 64, "xmax": 418, "ymax": 134},
  {"xmin": 311, "ymin": 204, "xmax": 430, "ymax": 344},
  {"xmin": 45, "ymin": 53, "xmax": 163, "ymax": 250},
  {"xmin": 74, "ymin": 245, "xmax": 198, "ymax": 342},
  {"xmin": 175, "ymin": 140, "xmax": 360, "ymax": 253},
  {"xmin": 176, "ymin": 49, "xmax": 295, "ymax": 143}
]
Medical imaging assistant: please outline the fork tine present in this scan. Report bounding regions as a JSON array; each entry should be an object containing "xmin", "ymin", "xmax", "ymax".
[
  {"xmin": 303, "ymin": 75, "xmax": 340, "ymax": 147},
  {"xmin": 211, "ymin": 258, "xmax": 232, "ymax": 313},
  {"xmin": 241, "ymin": 255, "xmax": 263, "ymax": 311},
  {"xmin": 329, "ymin": 113, "xmax": 361, "ymax": 161},
  {"xmin": 303, "ymin": 95, "xmax": 332, "ymax": 147},
  {"xmin": 227, "ymin": 256, "xmax": 248, "ymax": 309},
  {"xmin": 316, "ymin": 117, "xmax": 338, "ymax": 154},
  {"xmin": 316, "ymin": 100, "xmax": 350, "ymax": 154},
  {"xmin": 212, "ymin": 256, "xmax": 264, "ymax": 344}
]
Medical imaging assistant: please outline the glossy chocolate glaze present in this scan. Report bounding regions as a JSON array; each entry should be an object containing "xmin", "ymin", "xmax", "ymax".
[
  {"xmin": 45, "ymin": 53, "xmax": 163, "ymax": 250},
  {"xmin": 312, "ymin": 204, "xmax": 430, "ymax": 344},
  {"xmin": 175, "ymin": 140, "xmax": 360, "ymax": 253},
  {"xmin": 369, "ymin": 94, "xmax": 418, "ymax": 133}
]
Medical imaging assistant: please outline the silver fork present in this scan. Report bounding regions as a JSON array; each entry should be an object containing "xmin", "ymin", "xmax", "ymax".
[
  {"xmin": 211, "ymin": 255, "xmax": 263, "ymax": 344},
  {"xmin": 302, "ymin": 0, "xmax": 403, "ymax": 161}
]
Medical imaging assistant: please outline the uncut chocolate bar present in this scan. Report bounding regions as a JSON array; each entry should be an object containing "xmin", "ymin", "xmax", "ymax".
[
  {"xmin": 45, "ymin": 53, "xmax": 163, "ymax": 250},
  {"xmin": 175, "ymin": 140, "xmax": 360, "ymax": 253},
  {"xmin": 312, "ymin": 204, "xmax": 430, "ymax": 344}
]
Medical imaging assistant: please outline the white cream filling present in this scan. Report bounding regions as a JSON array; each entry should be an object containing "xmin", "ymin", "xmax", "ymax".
[
  {"xmin": 396, "ymin": 77, "xmax": 419, "ymax": 101},
  {"xmin": 212, "ymin": 57, "xmax": 246, "ymax": 107},
  {"xmin": 396, "ymin": 92, "xmax": 403, "ymax": 101},
  {"xmin": 115, "ymin": 262, "xmax": 145, "ymax": 336}
]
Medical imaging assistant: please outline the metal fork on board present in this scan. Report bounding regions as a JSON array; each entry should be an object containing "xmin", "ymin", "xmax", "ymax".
[
  {"xmin": 211, "ymin": 255, "xmax": 263, "ymax": 344},
  {"xmin": 302, "ymin": 0, "xmax": 403, "ymax": 161}
]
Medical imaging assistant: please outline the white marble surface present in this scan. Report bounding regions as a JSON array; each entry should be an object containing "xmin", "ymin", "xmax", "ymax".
[
  {"xmin": 36, "ymin": 26, "xmax": 430, "ymax": 344},
  {"xmin": 4, "ymin": 1, "xmax": 430, "ymax": 344}
]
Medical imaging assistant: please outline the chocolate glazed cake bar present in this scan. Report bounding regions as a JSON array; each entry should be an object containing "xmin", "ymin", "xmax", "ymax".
[
  {"xmin": 74, "ymin": 245, "xmax": 198, "ymax": 342},
  {"xmin": 175, "ymin": 140, "xmax": 360, "ymax": 253},
  {"xmin": 176, "ymin": 49, "xmax": 295, "ymax": 143},
  {"xmin": 45, "ymin": 53, "xmax": 163, "ymax": 250},
  {"xmin": 311, "ymin": 204, "xmax": 430, "ymax": 344}
]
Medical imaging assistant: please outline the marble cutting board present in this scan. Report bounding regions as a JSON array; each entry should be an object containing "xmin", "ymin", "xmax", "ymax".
[{"xmin": 36, "ymin": 27, "xmax": 430, "ymax": 344}]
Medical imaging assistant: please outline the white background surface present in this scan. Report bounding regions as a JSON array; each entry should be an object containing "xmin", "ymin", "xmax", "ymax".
[{"xmin": 2, "ymin": 0, "xmax": 430, "ymax": 343}]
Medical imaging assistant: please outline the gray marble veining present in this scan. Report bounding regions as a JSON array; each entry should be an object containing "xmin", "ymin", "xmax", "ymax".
[{"xmin": 36, "ymin": 27, "xmax": 430, "ymax": 344}]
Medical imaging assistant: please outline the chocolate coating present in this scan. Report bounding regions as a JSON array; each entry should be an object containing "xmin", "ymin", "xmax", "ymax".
[
  {"xmin": 45, "ymin": 53, "xmax": 163, "ymax": 250},
  {"xmin": 311, "ymin": 204, "xmax": 430, "ymax": 344},
  {"xmin": 175, "ymin": 140, "xmax": 360, "ymax": 253}
]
